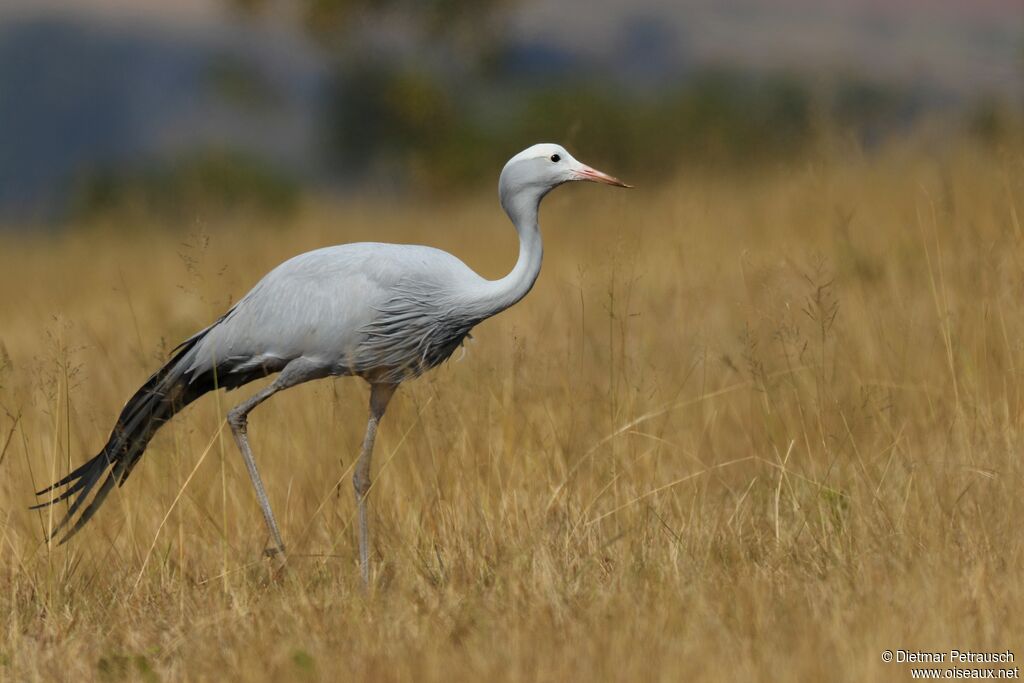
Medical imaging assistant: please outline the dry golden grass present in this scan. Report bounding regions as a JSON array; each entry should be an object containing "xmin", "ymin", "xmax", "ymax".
[{"xmin": 0, "ymin": 144, "xmax": 1022, "ymax": 681}]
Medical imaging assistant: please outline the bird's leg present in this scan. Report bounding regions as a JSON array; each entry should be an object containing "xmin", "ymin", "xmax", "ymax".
[
  {"xmin": 353, "ymin": 382, "xmax": 397, "ymax": 587},
  {"xmin": 227, "ymin": 383, "xmax": 288, "ymax": 559},
  {"xmin": 226, "ymin": 360, "xmax": 327, "ymax": 561}
]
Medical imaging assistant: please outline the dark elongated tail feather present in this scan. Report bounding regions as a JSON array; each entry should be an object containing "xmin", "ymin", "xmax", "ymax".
[{"xmin": 32, "ymin": 334, "xmax": 224, "ymax": 544}]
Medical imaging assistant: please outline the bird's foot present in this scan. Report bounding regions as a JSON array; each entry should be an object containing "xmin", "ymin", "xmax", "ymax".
[
  {"xmin": 263, "ymin": 544, "xmax": 286, "ymax": 559},
  {"xmin": 262, "ymin": 545, "xmax": 288, "ymax": 582}
]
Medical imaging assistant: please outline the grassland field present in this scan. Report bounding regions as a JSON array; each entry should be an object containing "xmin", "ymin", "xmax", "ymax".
[{"xmin": 0, "ymin": 143, "xmax": 1021, "ymax": 681}]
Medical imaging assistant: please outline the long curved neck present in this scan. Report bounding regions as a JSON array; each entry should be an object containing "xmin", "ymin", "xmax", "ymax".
[{"xmin": 470, "ymin": 188, "xmax": 544, "ymax": 320}]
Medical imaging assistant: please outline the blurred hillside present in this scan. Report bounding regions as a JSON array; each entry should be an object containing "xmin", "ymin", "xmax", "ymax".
[
  {"xmin": 0, "ymin": 0, "xmax": 1021, "ymax": 224},
  {"xmin": 0, "ymin": 14, "xmax": 321, "ymax": 222}
]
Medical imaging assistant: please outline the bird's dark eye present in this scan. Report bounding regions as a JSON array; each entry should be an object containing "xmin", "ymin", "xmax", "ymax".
[{"xmin": 550, "ymin": 154, "xmax": 561, "ymax": 162}]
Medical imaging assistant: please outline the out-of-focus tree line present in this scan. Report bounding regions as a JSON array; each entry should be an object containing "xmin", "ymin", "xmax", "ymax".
[{"xmin": 71, "ymin": 0, "xmax": 1024, "ymax": 225}]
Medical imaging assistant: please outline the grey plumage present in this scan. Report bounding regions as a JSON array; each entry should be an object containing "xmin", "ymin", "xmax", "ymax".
[{"xmin": 32, "ymin": 143, "xmax": 629, "ymax": 584}]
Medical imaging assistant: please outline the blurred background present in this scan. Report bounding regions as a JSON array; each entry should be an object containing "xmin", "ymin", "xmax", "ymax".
[{"xmin": 0, "ymin": 0, "xmax": 1021, "ymax": 227}]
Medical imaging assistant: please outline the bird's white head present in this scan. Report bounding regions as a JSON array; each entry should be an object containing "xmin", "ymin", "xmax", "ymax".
[{"xmin": 499, "ymin": 143, "xmax": 630, "ymax": 218}]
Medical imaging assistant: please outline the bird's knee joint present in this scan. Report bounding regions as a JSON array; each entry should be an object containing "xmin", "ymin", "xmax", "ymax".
[
  {"xmin": 353, "ymin": 472, "xmax": 371, "ymax": 499},
  {"xmin": 227, "ymin": 409, "xmax": 247, "ymax": 433}
]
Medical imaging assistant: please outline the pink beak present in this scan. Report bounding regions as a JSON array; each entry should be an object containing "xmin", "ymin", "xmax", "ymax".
[{"xmin": 574, "ymin": 164, "xmax": 632, "ymax": 188}]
